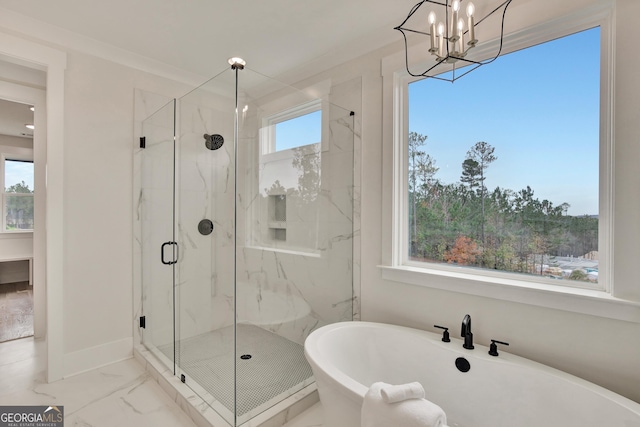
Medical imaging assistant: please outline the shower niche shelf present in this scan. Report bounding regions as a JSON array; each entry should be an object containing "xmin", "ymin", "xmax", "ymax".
[{"xmin": 268, "ymin": 194, "xmax": 287, "ymax": 241}]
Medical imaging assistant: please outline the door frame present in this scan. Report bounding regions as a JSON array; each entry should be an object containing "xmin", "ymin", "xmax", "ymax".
[{"xmin": 0, "ymin": 34, "xmax": 67, "ymax": 382}]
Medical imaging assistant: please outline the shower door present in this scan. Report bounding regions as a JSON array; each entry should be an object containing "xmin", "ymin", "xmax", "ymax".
[{"xmin": 140, "ymin": 100, "xmax": 177, "ymax": 371}]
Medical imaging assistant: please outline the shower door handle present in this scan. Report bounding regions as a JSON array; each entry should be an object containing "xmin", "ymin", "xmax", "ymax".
[{"xmin": 161, "ymin": 241, "xmax": 179, "ymax": 265}]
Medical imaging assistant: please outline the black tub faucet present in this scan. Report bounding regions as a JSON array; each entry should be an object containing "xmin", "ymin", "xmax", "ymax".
[{"xmin": 461, "ymin": 314, "xmax": 474, "ymax": 350}]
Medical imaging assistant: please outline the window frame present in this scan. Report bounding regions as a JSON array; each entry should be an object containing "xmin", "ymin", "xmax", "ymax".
[
  {"xmin": 380, "ymin": 3, "xmax": 640, "ymax": 322},
  {"xmin": 260, "ymin": 99, "xmax": 323, "ymax": 159},
  {"xmin": 1, "ymin": 153, "xmax": 35, "ymax": 233}
]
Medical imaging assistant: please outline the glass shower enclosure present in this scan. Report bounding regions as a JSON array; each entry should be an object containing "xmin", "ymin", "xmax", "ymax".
[{"xmin": 139, "ymin": 64, "xmax": 355, "ymax": 426}]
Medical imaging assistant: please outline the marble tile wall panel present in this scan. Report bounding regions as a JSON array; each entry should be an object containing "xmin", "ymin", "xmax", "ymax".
[
  {"xmin": 234, "ymin": 98, "xmax": 356, "ymax": 345},
  {"xmin": 175, "ymin": 95, "xmax": 236, "ymax": 341},
  {"xmin": 328, "ymin": 77, "xmax": 362, "ymax": 321}
]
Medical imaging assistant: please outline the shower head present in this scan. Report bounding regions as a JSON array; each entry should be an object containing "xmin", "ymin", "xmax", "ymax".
[{"xmin": 204, "ymin": 133, "xmax": 224, "ymax": 150}]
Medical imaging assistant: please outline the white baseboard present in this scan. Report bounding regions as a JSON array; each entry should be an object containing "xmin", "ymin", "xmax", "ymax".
[{"xmin": 63, "ymin": 336, "xmax": 133, "ymax": 378}]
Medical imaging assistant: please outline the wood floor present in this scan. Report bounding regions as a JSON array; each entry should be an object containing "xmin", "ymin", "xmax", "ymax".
[{"xmin": 0, "ymin": 281, "xmax": 33, "ymax": 342}]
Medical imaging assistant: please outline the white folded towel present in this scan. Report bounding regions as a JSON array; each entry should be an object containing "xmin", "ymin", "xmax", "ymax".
[
  {"xmin": 380, "ymin": 381, "xmax": 425, "ymax": 403},
  {"xmin": 362, "ymin": 382, "xmax": 447, "ymax": 427}
]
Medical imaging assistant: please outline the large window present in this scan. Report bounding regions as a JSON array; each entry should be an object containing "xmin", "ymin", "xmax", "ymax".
[
  {"xmin": 3, "ymin": 158, "xmax": 34, "ymax": 231},
  {"xmin": 406, "ymin": 27, "xmax": 601, "ymax": 289}
]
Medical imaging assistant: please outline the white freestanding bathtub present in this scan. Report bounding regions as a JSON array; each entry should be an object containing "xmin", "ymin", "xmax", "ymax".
[{"xmin": 304, "ymin": 321, "xmax": 640, "ymax": 427}]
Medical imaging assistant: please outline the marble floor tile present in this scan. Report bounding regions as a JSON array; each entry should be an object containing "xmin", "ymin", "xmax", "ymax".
[
  {"xmin": 0, "ymin": 337, "xmax": 196, "ymax": 427},
  {"xmin": 282, "ymin": 403, "xmax": 324, "ymax": 427},
  {"xmin": 0, "ymin": 336, "xmax": 324, "ymax": 427}
]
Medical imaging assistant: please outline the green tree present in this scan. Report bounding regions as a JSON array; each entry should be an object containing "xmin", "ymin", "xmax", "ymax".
[
  {"xmin": 408, "ymin": 131, "xmax": 428, "ymax": 253},
  {"xmin": 416, "ymin": 152, "xmax": 438, "ymax": 206},
  {"xmin": 6, "ymin": 181, "xmax": 32, "ymax": 194},
  {"xmin": 460, "ymin": 159, "xmax": 481, "ymax": 192},
  {"xmin": 5, "ymin": 181, "xmax": 34, "ymax": 230},
  {"xmin": 466, "ymin": 141, "xmax": 497, "ymax": 246}
]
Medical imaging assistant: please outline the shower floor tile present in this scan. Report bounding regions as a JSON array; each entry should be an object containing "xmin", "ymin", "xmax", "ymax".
[{"xmin": 158, "ymin": 324, "xmax": 313, "ymax": 419}]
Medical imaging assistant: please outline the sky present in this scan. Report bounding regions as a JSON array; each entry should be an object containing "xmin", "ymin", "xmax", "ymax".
[
  {"xmin": 275, "ymin": 110, "xmax": 321, "ymax": 151},
  {"xmin": 409, "ymin": 27, "xmax": 600, "ymax": 216},
  {"xmin": 5, "ymin": 160, "xmax": 34, "ymax": 191}
]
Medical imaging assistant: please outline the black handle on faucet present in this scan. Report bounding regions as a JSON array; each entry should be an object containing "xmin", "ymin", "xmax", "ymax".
[
  {"xmin": 489, "ymin": 339, "xmax": 510, "ymax": 356},
  {"xmin": 434, "ymin": 325, "xmax": 450, "ymax": 342}
]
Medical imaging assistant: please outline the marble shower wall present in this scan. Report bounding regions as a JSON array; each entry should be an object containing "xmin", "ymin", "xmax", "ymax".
[
  {"xmin": 174, "ymin": 86, "xmax": 237, "ymax": 341},
  {"xmin": 235, "ymin": 77, "xmax": 361, "ymax": 345}
]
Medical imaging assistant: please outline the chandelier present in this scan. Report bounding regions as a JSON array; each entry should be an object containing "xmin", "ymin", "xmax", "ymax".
[{"xmin": 394, "ymin": 0, "xmax": 512, "ymax": 82}]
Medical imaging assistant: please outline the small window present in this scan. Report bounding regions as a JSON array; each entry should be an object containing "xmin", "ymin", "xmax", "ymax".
[
  {"xmin": 256, "ymin": 99, "xmax": 324, "ymax": 253},
  {"xmin": 4, "ymin": 159, "xmax": 34, "ymax": 231},
  {"xmin": 275, "ymin": 110, "xmax": 321, "ymax": 152},
  {"xmin": 263, "ymin": 100, "xmax": 322, "ymax": 154},
  {"xmin": 406, "ymin": 27, "xmax": 601, "ymax": 288}
]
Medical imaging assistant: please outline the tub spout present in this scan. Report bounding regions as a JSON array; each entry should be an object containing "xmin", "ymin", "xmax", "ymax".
[{"xmin": 461, "ymin": 314, "xmax": 474, "ymax": 350}]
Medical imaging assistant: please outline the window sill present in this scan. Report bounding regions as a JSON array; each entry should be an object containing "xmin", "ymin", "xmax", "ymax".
[
  {"xmin": 379, "ymin": 265, "xmax": 640, "ymax": 323},
  {"xmin": 0, "ymin": 231, "xmax": 33, "ymax": 239}
]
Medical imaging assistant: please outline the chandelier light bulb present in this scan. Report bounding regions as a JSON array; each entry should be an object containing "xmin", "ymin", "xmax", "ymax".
[
  {"xmin": 428, "ymin": 11, "xmax": 438, "ymax": 53},
  {"xmin": 450, "ymin": 1, "xmax": 461, "ymax": 42},
  {"xmin": 466, "ymin": 2, "xmax": 475, "ymax": 17},
  {"xmin": 458, "ymin": 18, "xmax": 466, "ymax": 53},
  {"xmin": 467, "ymin": 2, "xmax": 477, "ymax": 46},
  {"xmin": 437, "ymin": 22, "xmax": 445, "ymax": 57}
]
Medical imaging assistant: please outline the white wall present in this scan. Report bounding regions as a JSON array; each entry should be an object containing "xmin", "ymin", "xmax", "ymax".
[
  {"xmin": 287, "ymin": 0, "xmax": 640, "ymax": 405},
  {"xmin": 60, "ymin": 52, "xmax": 193, "ymax": 374}
]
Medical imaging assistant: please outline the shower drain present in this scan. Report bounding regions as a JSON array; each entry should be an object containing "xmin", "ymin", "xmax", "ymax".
[{"xmin": 240, "ymin": 354, "xmax": 252, "ymax": 360}]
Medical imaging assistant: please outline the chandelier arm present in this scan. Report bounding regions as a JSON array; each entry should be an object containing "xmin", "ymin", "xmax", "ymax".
[
  {"xmin": 396, "ymin": 27, "xmax": 433, "ymax": 37},
  {"xmin": 397, "ymin": 28, "xmax": 424, "ymax": 78},
  {"xmin": 414, "ymin": 57, "xmax": 451, "ymax": 78},
  {"xmin": 395, "ymin": 0, "xmax": 429, "ymax": 30},
  {"xmin": 451, "ymin": 63, "xmax": 483, "ymax": 81},
  {"xmin": 422, "ymin": 73, "xmax": 459, "ymax": 82},
  {"xmin": 476, "ymin": 0, "xmax": 511, "ymax": 66}
]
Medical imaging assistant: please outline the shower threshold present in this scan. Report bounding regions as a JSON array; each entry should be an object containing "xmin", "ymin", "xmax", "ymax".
[{"xmin": 155, "ymin": 324, "xmax": 315, "ymax": 425}]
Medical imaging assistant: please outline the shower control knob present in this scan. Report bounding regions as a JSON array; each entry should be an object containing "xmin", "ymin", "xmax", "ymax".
[
  {"xmin": 434, "ymin": 325, "xmax": 450, "ymax": 342},
  {"xmin": 198, "ymin": 219, "xmax": 214, "ymax": 235},
  {"xmin": 488, "ymin": 339, "xmax": 509, "ymax": 357}
]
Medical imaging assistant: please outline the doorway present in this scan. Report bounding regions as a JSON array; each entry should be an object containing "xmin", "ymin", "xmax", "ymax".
[{"xmin": 0, "ymin": 66, "xmax": 46, "ymax": 345}]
